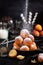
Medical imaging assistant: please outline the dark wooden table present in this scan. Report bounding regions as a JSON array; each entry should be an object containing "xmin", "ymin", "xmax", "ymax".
[{"xmin": 0, "ymin": 56, "xmax": 43, "ymax": 65}]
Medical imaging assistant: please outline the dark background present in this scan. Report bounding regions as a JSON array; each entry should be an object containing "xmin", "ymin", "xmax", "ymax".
[
  {"xmin": 0, "ymin": 1, "xmax": 43, "ymax": 65},
  {"xmin": 0, "ymin": 0, "xmax": 43, "ymax": 26}
]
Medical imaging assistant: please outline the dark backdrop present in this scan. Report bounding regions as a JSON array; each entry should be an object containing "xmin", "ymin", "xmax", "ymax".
[{"xmin": 0, "ymin": 0, "xmax": 43, "ymax": 26}]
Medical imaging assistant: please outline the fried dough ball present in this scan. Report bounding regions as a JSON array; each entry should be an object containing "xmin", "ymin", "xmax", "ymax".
[
  {"xmin": 30, "ymin": 43, "xmax": 37, "ymax": 50},
  {"xmin": 15, "ymin": 36, "xmax": 23, "ymax": 46},
  {"xmin": 23, "ymin": 38, "xmax": 32, "ymax": 46},
  {"xmin": 40, "ymin": 31, "xmax": 43, "ymax": 36},
  {"xmin": 32, "ymin": 30, "xmax": 40, "ymax": 37},
  {"xmin": 28, "ymin": 34, "xmax": 34, "ymax": 41},
  {"xmin": 32, "ymin": 42, "xmax": 36, "ymax": 46},
  {"xmin": 9, "ymin": 49, "xmax": 17, "ymax": 58},
  {"xmin": 38, "ymin": 53, "xmax": 43, "ymax": 62},
  {"xmin": 20, "ymin": 45, "xmax": 29, "ymax": 51},
  {"xmin": 17, "ymin": 55, "xmax": 25, "ymax": 60},
  {"xmin": 13, "ymin": 43, "xmax": 20, "ymax": 50},
  {"xmin": 20, "ymin": 29, "xmax": 30, "ymax": 38},
  {"xmin": 35, "ymin": 24, "xmax": 42, "ymax": 31}
]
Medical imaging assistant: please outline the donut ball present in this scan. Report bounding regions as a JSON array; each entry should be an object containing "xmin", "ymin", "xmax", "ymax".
[
  {"xmin": 35, "ymin": 24, "xmax": 42, "ymax": 31},
  {"xmin": 32, "ymin": 42, "xmax": 36, "ymax": 46},
  {"xmin": 20, "ymin": 45, "xmax": 29, "ymax": 51},
  {"xmin": 23, "ymin": 38, "xmax": 32, "ymax": 46},
  {"xmin": 13, "ymin": 43, "xmax": 20, "ymax": 50},
  {"xmin": 32, "ymin": 30, "xmax": 40, "ymax": 37},
  {"xmin": 28, "ymin": 34, "xmax": 34, "ymax": 41},
  {"xmin": 40, "ymin": 31, "xmax": 43, "ymax": 36},
  {"xmin": 38, "ymin": 53, "xmax": 43, "ymax": 62},
  {"xmin": 20, "ymin": 29, "xmax": 30, "ymax": 38},
  {"xmin": 15, "ymin": 36, "xmax": 23, "ymax": 46},
  {"xmin": 30, "ymin": 43, "xmax": 37, "ymax": 50},
  {"xmin": 9, "ymin": 49, "xmax": 17, "ymax": 58}
]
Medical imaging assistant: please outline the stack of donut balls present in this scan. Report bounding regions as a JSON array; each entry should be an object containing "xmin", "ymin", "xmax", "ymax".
[
  {"xmin": 32, "ymin": 24, "xmax": 43, "ymax": 37},
  {"xmin": 13, "ymin": 29, "xmax": 37, "ymax": 51}
]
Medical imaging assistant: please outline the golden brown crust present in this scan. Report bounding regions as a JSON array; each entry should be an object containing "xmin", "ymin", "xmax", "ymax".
[
  {"xmin": 40, "ymin": 31, "xmax": 43, "ymax": 36},
  {"xmin": 32, "ymin": 30, "xmax": 40, "ymax": 37}
]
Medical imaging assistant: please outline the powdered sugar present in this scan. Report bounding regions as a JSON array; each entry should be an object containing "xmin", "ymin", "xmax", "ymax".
[
  {"xmin": 24, "ymin": 38, "xmax": 32, "ymax": 42},
  {"xmin": 29, "ymin": 34, "xmax": 34, "ymax": 38},
  {"xmin": 15, "ymin": 36, "xmax": 23, "ymax": 41},
  {"xmin": 20, "ymin": 45, "xmax": 29, "ymax": 50},
  {"xmin": 29, "ymin": 34, "xmax": 34, "ymax": 40},
  {"xmin": 20, "ymin": 29, "xmax": 29, "ymax": 35},
  {"xmin": 39, "ymin": 53, "xmax": 43, "ymax": 59}
]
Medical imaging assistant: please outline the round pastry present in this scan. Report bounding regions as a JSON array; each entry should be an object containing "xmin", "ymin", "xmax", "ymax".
[
  {"xmin": 20, "ymin": 45, "xmax": 29, "ymax": 51},
  {"xmin": 35, "ymin": 24, "xmax": 42, "ymax": 31},
  {"xmin": 23, "ymin": 38, "xmax": 32, "ymax": 46},
  {"xmin": 9, "ymin": 49, "xmax": 17, "ymax": 58},
  {"xmin": 40, "ymin": 31, "xmax": 43, "ymax": 36},
  {"xmin": 20, "ymin": 29, "xmax": 30, "ymax": 38},
  {"xmin": 13, "ymin": 43, "xmax": 20, "ymax": 50},
  {"xmin": 28, "ymin": 34, "xmax": 34, "ymax": 41},
  {"xmin": 32, "ymin": 30, "xmax": 40, "ymax": 37},
  {"xmin": 32, "ymin": 42, "xmax": 36, "ymax": 46},
  {"xmin": 15, "ymin": 36, "xmax": 23, "ymax": 46},
  {"xmin": 30, "ymin": 43, "xmax": 37, "ymax": 50},
  {"xmin": 38, "ymin": 53, "xmax": 43, "ymax": 62}
]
